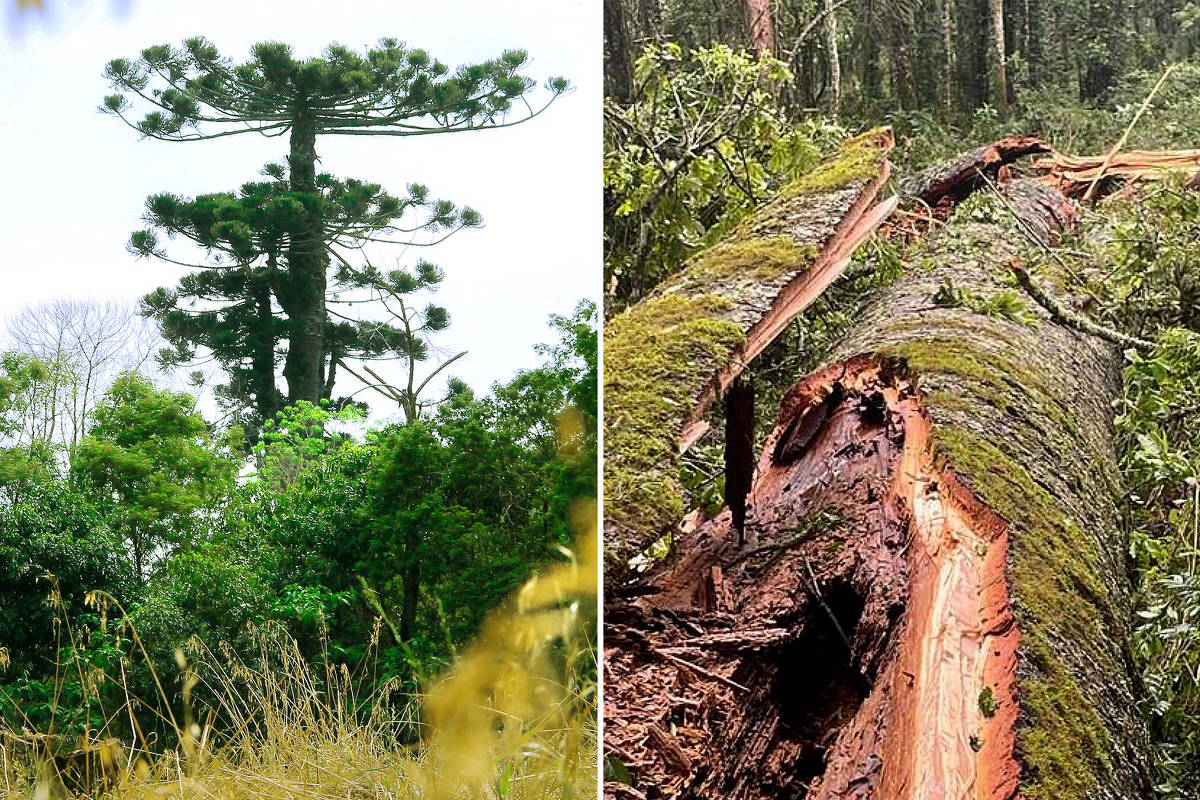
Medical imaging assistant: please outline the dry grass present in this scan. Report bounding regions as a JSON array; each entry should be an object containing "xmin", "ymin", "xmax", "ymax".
[{"xmin": 0, "ymin": 502, "xmax": 597, "ymax": 800}]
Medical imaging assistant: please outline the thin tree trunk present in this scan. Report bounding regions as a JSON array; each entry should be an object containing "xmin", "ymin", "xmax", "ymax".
[
  {"xmin": 941, "ymin": 0, "xmax": 955, "ymax": 116},
  {"xmin": 400, "ymin": 533, "xmax": 420, "ymax": 642},
  {"xmin": 987, "ymin": 0, "xmax": 1009, "ymax": 113},
  {"xmin": 635, "ymin": 0, "xmax": 661, "ymax": 42},
  {"xmin": 823, "ymin": 0, "xmax": 841, "ymax": 119},
  {"xmin": 251, "ymin": 267, "xmax": 280, "ymax": 424},
  {"xmin": 746, "ymin": 0, "xmax": 775, "ymax": 57},
  {"xmin": 603, "ymin": 178, "xmax": 1151, "ymax": 800}
]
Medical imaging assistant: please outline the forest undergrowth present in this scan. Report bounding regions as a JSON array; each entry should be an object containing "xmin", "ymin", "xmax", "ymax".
[{"xmin": 0, "ymin": 500, "xmax": 597, "ymax": 800}]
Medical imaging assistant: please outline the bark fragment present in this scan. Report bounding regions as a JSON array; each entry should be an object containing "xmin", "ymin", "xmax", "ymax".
[
  {"xmin": 603, "ymin": 179, "xmax": 1151, "ymax": 800},
  {"xmin": 604, "ymin": 129, "xmax": 897, "ymax": 580}
]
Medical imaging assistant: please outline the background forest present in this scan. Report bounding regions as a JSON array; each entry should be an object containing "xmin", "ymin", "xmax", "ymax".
[
  {"xmin": 604, "ymin": 1, "xmax": 1200, "ymax": 796},
  {"xmin": 1, "ymin": 13, "xmax": 598, "ymax": 799}
]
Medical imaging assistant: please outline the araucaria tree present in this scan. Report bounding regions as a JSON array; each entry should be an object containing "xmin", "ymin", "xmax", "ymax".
[
  {"xmin": 132, "ymin": 164, "xmax": 475, "ymax": 431},
  {"xmin": 103, "ymin": 37, "xmax": 568, "ymax": 411}
]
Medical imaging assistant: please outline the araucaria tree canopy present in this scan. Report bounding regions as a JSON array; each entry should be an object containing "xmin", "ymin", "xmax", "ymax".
[{"xmin": 103, "ymin": 37, "xmax": 569, "ymax": 415}]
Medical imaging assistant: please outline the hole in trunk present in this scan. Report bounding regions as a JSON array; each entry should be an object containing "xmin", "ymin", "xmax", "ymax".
[{"xmin": 773, "ymin": 582, "xmax": 869, "ymax": 794}]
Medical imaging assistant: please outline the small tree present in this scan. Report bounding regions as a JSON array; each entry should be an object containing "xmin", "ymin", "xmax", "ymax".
[
  {"xmin": 363, "ymin": 421, "xmax": 448, "ymax": 642},
  {"xmin": 71, "ymin": 373, "xmax": 238, "ymax": 581}
]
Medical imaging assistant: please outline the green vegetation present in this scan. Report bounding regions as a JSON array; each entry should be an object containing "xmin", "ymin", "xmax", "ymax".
[
  {"xmin": 1, "ymin": 30, "xmax": 594, "ymax": 800},
  {"xmin": 606, "ymin": 2, "xmax": 1200, "ymax": 784},
  {"xmin": 0, "ymin": 301, "xmax": 596, "ymax": 797}
]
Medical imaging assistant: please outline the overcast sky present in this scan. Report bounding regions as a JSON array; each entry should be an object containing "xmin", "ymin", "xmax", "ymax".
[{"xmin": 0, "ymin": 0, "xmax": 599, "ymax": 419}]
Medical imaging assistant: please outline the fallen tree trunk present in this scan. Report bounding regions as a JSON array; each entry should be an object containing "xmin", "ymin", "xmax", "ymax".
[
  {"xmin": 901, "ymin": 134, "xmax": 1050, "ymax": 206},
  {"xmin": 603, "ymin": 179, "xmax": 1151, "ymax": 800},
  {"xmin": 604, "ymin": 129, "xmax": 898, "ymax": 580}
]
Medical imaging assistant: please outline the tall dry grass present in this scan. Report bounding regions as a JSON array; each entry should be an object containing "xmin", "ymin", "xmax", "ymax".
[{"xmin": 0, "ymin": 501, "xmax": 597, "ymax": 800}]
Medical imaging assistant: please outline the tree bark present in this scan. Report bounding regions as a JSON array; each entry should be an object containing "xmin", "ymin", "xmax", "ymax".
[
  {"xmin": 603, "ymin": 129, "xmax": 897, "ymax": 581},
  {"xmin": 605, "ymin": 0, "xmax": 635, "ymax": 104},
  {"xmin": 250, "ymin": 266, "xmax": 281, "ymax": 425},
  {"xmin": 603, "ymin": 178, "xmax": 1151, "ymax": 799},
  {"xmin": 282, "ymin": 112, "xmax": 327, "ymax": 405},
  {"xmin": 941, "ymin": 0, "xmax": 955, "ymax": 116},
  {"xmin": 635, "ymin": 0, "xmax": 661, "ymax": 42},
  {"xmin": 400, "ymin": 536, "xmax": 420, "ymax": 642},
  {"xmin": 987, "ymin": 0, "xmax": 1009, "ymax": 113},
  {"xmin": 822, "ymin": 0, "xmax": 841, "ymax": 119},
  {"xmin": 745, "ymin": 0, "xmax": 775, "ymax": 58}
]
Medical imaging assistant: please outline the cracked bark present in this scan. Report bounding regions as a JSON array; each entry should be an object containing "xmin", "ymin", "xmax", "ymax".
[{"xmin": 603, "ymin": 179, "xmax": 1151, "ymax": 800}]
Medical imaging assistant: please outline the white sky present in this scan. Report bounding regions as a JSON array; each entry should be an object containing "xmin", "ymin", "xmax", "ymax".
[{"xmin": 0, "ymin": 0, "xmax": 600, "ymax": 419}]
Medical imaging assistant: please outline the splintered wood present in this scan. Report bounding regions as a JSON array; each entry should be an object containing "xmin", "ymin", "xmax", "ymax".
[
  {"xmin": 603, "ymin": 128, "xmax": 898, "ymax": 580},
  {"xmin": 604, "ymin": 167, "xmax": 1152, "ymax": 798},
  {"xmin": 604, "ymin": 363, "xmax": 1019, "ymax": 800},
  {"xmin": 1034, "ymin": 148, "xmax": 1200, "ymax": 195}
]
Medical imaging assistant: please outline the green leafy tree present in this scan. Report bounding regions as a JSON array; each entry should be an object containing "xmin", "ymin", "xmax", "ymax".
[
  {"xmin": 103, "ymin": 37, "xmax": 568, "ymax": 404},
  {"xmin": 604, "ymin": 43, "xmax": 842, "ymax": 305},
  {"xmin": 0, "ymin": 480, "xmax": 136, "ymax": 678},
  {"xmin": 362, "ymin": 421, "xmax": 448, "ymax": 643},
  {"xmin": 70, "ymin": 373, "xmax": 238, "ymax": 581}
]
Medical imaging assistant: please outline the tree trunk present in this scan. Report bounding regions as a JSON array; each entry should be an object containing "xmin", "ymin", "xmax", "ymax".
[
  {"xmin": 603, "ymin": 130, "xmax": 897, "ymax": 581},
  {"xmin": 282, "ymin": 112, "xmax": 327, "ymax": 405},
  {"xmin": 941, "ymin": 0, "xmax": 955, "ymax": 116},
  {"xmin": 635, "ymin": 0, "xmax": 661, "ymax": 42},
  {"xmin": 251, "ymin": 266, "xmax": 280, "ymax": 425},
  {"xmin": 889, "ymin": 18, "xmax": 918, "ymax": 110},
  {"xmin": 823, "ymin": 0, "xmax": 841, "ymax": 119},
  {"xmin": 603, "ymin": 178, "xmax": 1151, "ymax": 799},
  {"xmin": 987, "ymin": 0, "xmax": 1009, "ymax": 113},
  {"xmin": 400, "ymin": 532, "xmax": 420, "ymax": 642},
  {"xmin": 605, "ymin": 0, "xmax": 634, "ymax": 103},
  {"xmin": 745, "ymin": 0, "xmax": 775, "ymax": 58}
]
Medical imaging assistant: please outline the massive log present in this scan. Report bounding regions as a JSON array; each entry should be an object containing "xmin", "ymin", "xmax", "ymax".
[
  {"xmin": 603, "ymin": 179, "xmax": 1151, "ymax": 800},
  {"xmin": 604, "ymin": 129, "xmax": 898, "ymax": 581}
]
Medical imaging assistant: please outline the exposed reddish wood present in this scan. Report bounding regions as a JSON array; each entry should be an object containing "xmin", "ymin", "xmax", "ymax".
[
  {"xmin": 605, "ymin": 363, "xmax": 1022, "ymax": 799},
  {"xmin": 604, "ymin": 176, "xmax": 1151, "ymax": 799},
  {"xmin": 900, "ymin": 135, "xmax": 1050, "ymax": 207},
  {"xmin": 684, "ymin": 191, "xmax": 900, "ymax": 452},
  {"xmin": 604, "ymin": 130, "xmax": 897, "ymax": 580}
]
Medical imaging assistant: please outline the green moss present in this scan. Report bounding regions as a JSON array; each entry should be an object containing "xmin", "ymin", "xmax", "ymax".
[
  {"xmin": 782, "ymin": 127, "xmax": 893, "ymax": 196},
  {"xmin": 878, "ymin": 332, "xmax": 1082, "ymax": 442},
  {"xmin": 736, "ymin": 128, "xmax": 892, "ymax": 240},
  {"xmin": 931, "ymin": 425, "xmax": 1115, "ymax": 800},
  {"xmin": 604, "ymin": 292, "xmax": 745, "ymax": 554},
  {"xmin": 680, "ymin": 235, "xmax": 814, "ymax": 289}
]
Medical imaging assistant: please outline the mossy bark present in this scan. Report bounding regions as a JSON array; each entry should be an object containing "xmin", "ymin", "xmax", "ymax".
[
  {"xmin": 602, "ymin": 180, "xmax": 1151, "ymax": 800},
  {"xmin": 603, "ymin": 129, "xmax": 895, "ymax": 582},
  {"xmin": 832, "ymin": 179, "xmax": 1150, "ymax": 799}
]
